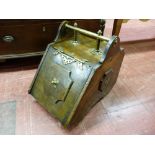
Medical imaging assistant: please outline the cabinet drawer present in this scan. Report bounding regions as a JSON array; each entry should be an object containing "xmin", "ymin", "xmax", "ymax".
[{"xmin": 0, "ymin": 23, "xmax": 60, "ymax": 56}]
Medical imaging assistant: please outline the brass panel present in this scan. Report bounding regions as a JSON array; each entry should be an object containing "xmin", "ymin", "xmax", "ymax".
[{"xmin": 29, "ymin": 46, "xmax": 92, "ymax": 123}]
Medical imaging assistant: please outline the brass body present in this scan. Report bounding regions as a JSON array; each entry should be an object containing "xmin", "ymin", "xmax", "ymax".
[{"xmin": 29, "ymin": 21, "xmax": 124, "ymax": 128}]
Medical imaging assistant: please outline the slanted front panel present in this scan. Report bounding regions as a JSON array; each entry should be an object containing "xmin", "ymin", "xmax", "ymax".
[
  {"xmin": 30, "ymin": 46, "xmax": 92, "ymax": 124},
  {"xmin": 44, "ymin": 63, "xmax": 73, "ymax": 104}
]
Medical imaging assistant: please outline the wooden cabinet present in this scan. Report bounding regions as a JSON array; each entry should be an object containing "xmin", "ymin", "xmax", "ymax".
[{"xmin": 0, "ymin": 19, "xmax": 100, "ymax": 59}]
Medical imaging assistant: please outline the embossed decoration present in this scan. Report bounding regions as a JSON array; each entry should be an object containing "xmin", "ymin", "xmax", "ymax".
[
  {"xmin": 61, "ymin": 54, "xmax": 76, "ymax": 65},
  {"xmin": 53, "ymin": 49, "xmax": 87, "ymax": 67},
  {"xmin": 53, "ymin": 49, "xmax": 75, "ymax": 65},
  {"xmin": 77, "ymin": 62, "xmax": 83, "ymax": 70}
]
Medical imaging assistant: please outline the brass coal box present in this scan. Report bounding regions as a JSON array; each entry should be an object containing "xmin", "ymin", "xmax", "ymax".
[{"xmin": 28, "ymin": 21, "xmax": 124, "ymax": 128}]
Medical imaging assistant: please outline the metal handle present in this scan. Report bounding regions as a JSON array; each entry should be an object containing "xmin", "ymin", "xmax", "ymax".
[
  {"xmin": 50, "ymin": 78, "xmax": 59, "ymax": 88},
  {"xmin": 2, "ymin": 35, "xmax": 14, "ymax": 43},
  {"xmin": 65, "ymin": 23, "xmax": 110, "ymax": 42},
  {"xmin": 98, "ymin": 68, "xmax": 113, "ymax": 92}
]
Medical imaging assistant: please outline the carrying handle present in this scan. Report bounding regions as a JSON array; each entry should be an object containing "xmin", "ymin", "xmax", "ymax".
[
  {"xmin": 65, "ymin": 23, "xmax": 110, "ymax": 42},
  {"xmin": 54, "ymin": 21, "xmax": 119, "ymax": 65}
]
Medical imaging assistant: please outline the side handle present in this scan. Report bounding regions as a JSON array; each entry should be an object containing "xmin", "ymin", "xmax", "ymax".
[{"xmin": 98, "ymin": 68, "xmax": 113, "ymax": 92}]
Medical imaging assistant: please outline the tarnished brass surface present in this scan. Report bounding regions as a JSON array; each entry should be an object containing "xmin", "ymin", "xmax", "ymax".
[
  {"xmin": 53, "ymin": 34, "xmax": 107, "ymax": 64},
  {"xmin": 29, "ymin": 21, "xmax": 124, "ymax": 128}
]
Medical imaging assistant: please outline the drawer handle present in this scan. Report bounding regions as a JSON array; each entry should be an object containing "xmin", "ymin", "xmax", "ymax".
[
  {"xmin": 50, "ymin": 78, "xmax": 59, "ymax": 88},
  {"xmin": 2, "ymin": 35, "xmax": 14, "ymax": 43}
]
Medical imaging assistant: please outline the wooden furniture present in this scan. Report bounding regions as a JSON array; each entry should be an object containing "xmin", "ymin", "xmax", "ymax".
[
  {"xmin": 29, "ymin": 21, "xmax": 124, "ymax": 128},
  {"xmin": 0, "ymin": 19, "xmax": 100, "ymax": 60},
  {"xmin": 112, "ymin": 19, "xmax": 124, "ymax": 36}
]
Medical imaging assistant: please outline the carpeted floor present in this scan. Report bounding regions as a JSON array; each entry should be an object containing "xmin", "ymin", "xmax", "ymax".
[{"xmin": 0, "ymin": 101, "xmax": 16, "ymax": 134}]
